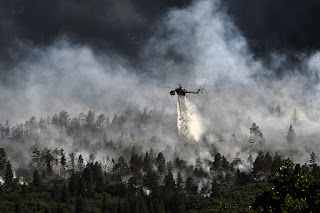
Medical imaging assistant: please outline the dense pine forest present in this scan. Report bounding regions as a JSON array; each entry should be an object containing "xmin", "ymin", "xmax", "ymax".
[
  {"xmin": 2, "ymin": 0, "xmax": 320, "ymax": 212},
  {"xmin": 0, "ymin": 108, "xmax": 319, "ymax": 212}
]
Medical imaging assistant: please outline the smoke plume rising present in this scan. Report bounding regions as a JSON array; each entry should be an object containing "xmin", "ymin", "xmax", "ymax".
[{"xmin": 1, "ymin": 0, "xmax": 320, "ymax": 169}]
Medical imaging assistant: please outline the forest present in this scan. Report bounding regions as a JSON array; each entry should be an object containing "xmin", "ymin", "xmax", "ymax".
[
  {"xmin": 0, "ymin": 107, "xmax": 319, "ymax": 212},
  {"xmin": 2, "ymin": 0, "xmax": 320, "ymax": 212}
]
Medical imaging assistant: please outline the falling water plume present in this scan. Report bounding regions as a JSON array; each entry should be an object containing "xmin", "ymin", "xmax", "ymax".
[{"xmin": 177, "ymin": 95, "xmax": 204, "ymax": 142}]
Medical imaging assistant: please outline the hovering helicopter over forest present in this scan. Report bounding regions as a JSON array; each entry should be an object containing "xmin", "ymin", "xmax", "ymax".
[{"xmin": 170, "ymin": 84, "xmax": 204, "ymax": 96}]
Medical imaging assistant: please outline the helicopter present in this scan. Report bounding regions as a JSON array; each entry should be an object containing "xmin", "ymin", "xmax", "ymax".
[{"xmin": 169, "ymin": 84, "xmax": 204, "ymax": 96}]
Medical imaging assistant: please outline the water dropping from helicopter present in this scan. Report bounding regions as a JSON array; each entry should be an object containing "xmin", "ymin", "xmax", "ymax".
[{"xmin": 170, "ymin": 84, "xmax": 205, "ymax": 142}]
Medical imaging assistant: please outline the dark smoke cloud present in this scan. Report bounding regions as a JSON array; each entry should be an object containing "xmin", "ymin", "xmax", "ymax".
[
  {"xmin": 2, "ymin": 0, "xmax": 320, "ymax": 72},
  {"xmin": 0, "ymin": 0, "xmax": 191, "ymax": 67},
  {"xmin": 222, "ymin": 0, "xmax": 320, "ymax": 57}
]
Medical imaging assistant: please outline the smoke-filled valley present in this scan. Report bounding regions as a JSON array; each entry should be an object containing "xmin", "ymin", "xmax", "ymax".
[{"xmin": 1, "ymin": 0, "xmax": 320, "ymax": 212}]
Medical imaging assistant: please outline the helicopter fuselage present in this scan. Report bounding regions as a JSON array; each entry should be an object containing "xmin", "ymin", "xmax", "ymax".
[{"xmin": 170, "ymin": 87, "xmax": 200, "ymax": 96}]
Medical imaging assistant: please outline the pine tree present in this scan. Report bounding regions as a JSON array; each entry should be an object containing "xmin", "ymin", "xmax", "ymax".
[
  {"xmin": 69, "ymin": 153, "xmax": 76, "ymax": 172},
  {"xmin": 164, "ymin": 171, "xmax": 175, "ymax": 191},
  {"xmin": 4, "ymin": 161, "xmax": 14, "ymax": 188},
  {"xmin": 93, "ymin": 162, "xmax": 104, "ymax": 193},
  {"xmin": 185, "ymin": 176, "xmax": 197, "ymax": 194},
  {"xmin": 58, "ymin": 110, "xmax": 69, "ymax": 127},
  {"xmin": 286, "ymin": 125, "xmax": 296, "ymax": 143},
  {"xmin": 75, "ymin": 196, "xmax": 86, "ymax": 213},
  {"xmin": 86, "ymin": 110, "xmax": 95, "ymax": 129},
  {"xmin": 221, "ymin": 156, "xmax": 230, "ymax": 170},
  {"xmin": 164, "ymin": 171, "xmax": 175, "ymax": 212},
  {"xmin": 248, "ymin": 123, "xmax": 265, "ymax": 146},
  {"xmin": 232, "ymin": 152, "xmax": 242, "ymax": 167},
  {"xmin": 32, "ymin": 148, "xmax": 41, "ymax": 167},
  {"xmin": 33, "ymin": 169, "xmax": 41, "ymax": 187},
  {"xmin": 15, "ymin": 198, "xmax": 23, "ymax": 213},
  {"xmin": 96, "ymin": 114, "xmax": 106, "ymax": 141},
  {"xmin": 113, "ymin": 156, "xmax": 129, "ymax": 175},
  {"xmin": 0, "ymin": 147, "xmax": 7, "ymax": 172},
  {"xmin": 51, "ymin": 183, "xmax": 60, "ymax": 201},
  {"xmin": 253, "ymin": 151, "xmax": 265, "ymax": 174},
  {"xmin": 39, "ymin": 117, "xmax": 46, "ymax": 130},
  {"xmin": 272, "ymin": 152, "xmax": 283, "ymax": 173},
  {"xmin": 61, "ymin": 184, "xmax": 69, "ymax": 203},
  {"xmin": 211, "ymin": 153, "xmax": 222, "ymax": 171},
  {"xmin": 101, "ymin": 194, "xmax": 108, "ymax": 213},
  {"xmin": 310, "ymin": 152, "xmax": 320, "ymax": 179},
  {"xmin": 156, "ymin": 153, "xmax": 166, "ymax": 175},
  {"xmin": 174, "ymin": 173, "xmax": 186, "ymax": 213},
  {"xmin": 143, "ymin": 152, "xmax": 151, "ymax": 172},
  {"xmin": 275, "ymin": 104, "xmax": 284, "ymax": 117},
  {"xmin": 211, "ymin": 180, "xmax": 222, "ymax": 198},
  {"xmin": 136, "ymin": 194, "xmax": 148, "ymax": 213},
  {"xmin": 60, "ymin": 149, "xmax": 66, "ymax": 169},
  {"xmin": 176, "ymin": 173, "xmax": 184, "ymax": 190},
  {"xmin": 44, "ymin": 149, "xmax": 54, "ymax": 174},
  {"xmin": 57, "ymin": 204, "xmax": 64, "ymax": 213},
  {"xmin": 20, "ymin": 183, "xmax": 27, "ymax": 197},
  {"xmin": 79, "ymin": 176, "xmax": 87, "ymax": 197},
  {"xmin": 69, "ymin": 173, "xmax": 79, "ymax": 195},
  {"xmin": 264, "ymin": 152, "xmax": 273, "ymax": 174},
  {"xmin": 78, "ymin": 155, "xmax": 84, "ymax": 172}
]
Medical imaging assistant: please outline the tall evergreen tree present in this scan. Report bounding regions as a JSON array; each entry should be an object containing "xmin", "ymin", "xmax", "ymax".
[
  {"xmin": 60, "ymin": 149, "xmax": 67, "ymax": 170},
  {"xmin": 86, "ymin": 110, "xmax": 95, "ymax": 130},
  {"xmin": 69, "ymin": 152, "xmax": 76, "ymax": 172},
  {"xmin": 14, "ymin": 198, "xmax": 23, "ymax": 213},
  {"xmin": 164, "ymin": 171, "xmax": 175, "ymax": 191},
  {"xmin": 174, "ymin": 173, "xmax": 186, "ymax": 213},
  {"xmin": 44, "ymin": 149, "xmax": 54, "ymax": 174},
  {"xmin": 156, "ymin": 153, "xmax": 166, "ymax": 175},
  {"xmin": 75, "ymin": 196, "xmax": 86, "ymax": 213},
  {"xmin": 61, "ymin": 184, "xmax": 69, "ymax": 203},
  {"xmin": 32, "ymin": 148, "xmax": 41, "ymax": 167},
  {"xmin": 4, "ymin": 161, "xmax": 14, "ymax": 188},
  {"xmin": 211, "ymin": 180, "xmax": 222, "ymax": 198},
  {"xmin": 101, "ymin": 194, "xmax": 108, "ymax": 213},
  {"xmin": 143, "ymin": 152, "xmax": 151, "ymax": 172},
  {"xmin": 211, "ymin": 153, "xmax": 222, "ymax": 171},
  {"xmin": 51, "ymin": 183, "xmax": 60, "ymax": 201},
  {"xmin": 0, "ymin": 147, "xmax": 7, "ymax": 175},
  {"xmin": 33, "ymin": 169, "xmax": 41, "ymax": 188},
  {"xmin": 248, "ymin": 123, "xmax": 265, "ymax": 146},
  {"xmin": 185, "ymin": 176, "xmax": 198, "ymax": 194},
  {"xmin": 78, "ymin": 155, "xmax": 84, "ymax": 172},
  {"xmin": 272, "ymin": 152, "xmax": 283, "ymax": 173},
  {"xmin": 286, "ymin": 125, "xmax": 296, "ymax": 143},
  {"xmin": 93, "ymin": 162, "xmax": 104, "ymax": 193},
  {"xmin": 253, "ymin": 151, "xmax": 265, "ymax": 175},
  {"xmin": 264, "ymin": 152, "xmax": 273, "ymax": 174},
  {"xmin": 69, "ymin": 173, "xmax": 79, "ymax": 195},
  {"xmin": 164, "ymin": 171, "xmax": 175, "ymax": 212}
]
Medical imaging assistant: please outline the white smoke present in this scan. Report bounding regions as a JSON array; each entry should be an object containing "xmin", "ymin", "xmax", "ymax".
[{"xmin": 2, "ymin": 0, "xmax": 320, "ymax": 168}]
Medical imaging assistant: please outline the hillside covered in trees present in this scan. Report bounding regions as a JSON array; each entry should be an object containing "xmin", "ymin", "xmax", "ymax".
[
  {"xmin": 0, "ymin": 108, "xmax": 319, "ymax": 212},
  {"xmin": 3, "ymin": 0, "xmax": 320, "ymax": 212}
]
